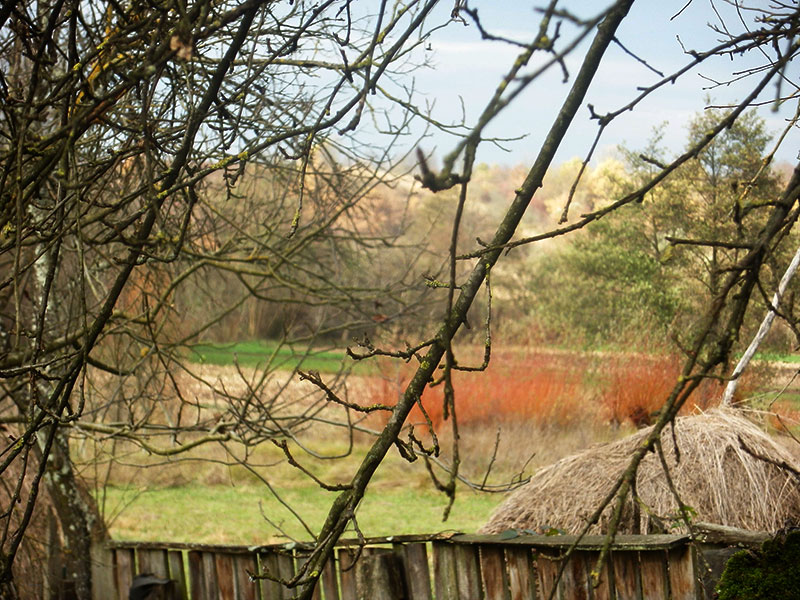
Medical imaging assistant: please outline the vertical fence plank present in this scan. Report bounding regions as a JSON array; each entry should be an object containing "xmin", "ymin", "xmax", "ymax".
[
  {"xmin": 215, "ymin": 553, "xmax": 236, "ymax": 600},
  {"xmin": 557, "ymin": 551, "xmax": 596, "ymax": 600},
  {"xmin": 338, "ymin": 547, "xmax": 358, "ymax": 600},
  {"xmin": 506, "ymin": 547, "xmax": 537, "ymax": 600},
  {"xmin": 667, "ymin": 546, "xmax": 697, "ymax": 600},
  {"xmin": 612, "ymin": 551, "xmax": 642, "ymax": 600},
  {"xmin": 188, "ymin": 551, "xmax": 205, "ymax": 600},
  {"xmin": 557, "ymin": 557, "xmax": 578, "ymax": 600},
  {"xmin": 137, "ymin": 548, "xmax": 170, "ymax": 578},
  {"xmin": 114, "ymin": 548, "xmax": 136, "ymax": 600},
  {"xmin": 480, "ymin": 546, "xmax": 510, "ymax": 600},
  {"xmin": 639, "ymin": 550, "xmax": 669, "ymax": 600},
  {"xmin": 355, "ymin": 548, "xmax": 406, "ymax": 600},
  {"xmin": 433, "ymin": 542, "xmax": 459, "ymax": 600},
  {"xmin": 259, "ymin": 550, "xmax": 295, "ymax": 600},
  {"xmin": 276, "ymin": 549, "xmax": 296, "ymax": 599},
  {"xmin": 259, "ymin": 551, "xmax": 281, "ymax": 600},
  {"xmin": 397, "ymin": 542, "xmax": 432, "ymax": 600},
  {"xmin": 91, "ymin": 543, "xmax": 116, "ymax": 600},
  {"xmin": 202, "ymin": 552, "xmax": 219, "ymax": 599},
  {"xmin": 168, "ymin": 550, "xmax": 188, "ymax": 600},
  {"xmin": 234, "ymin": 553, "xmax": 259, "ymax": 600},
  {"xmin": 294, "ymin": 552, "xmax": 321, "ymax": 600},
  {"xmin": 320, "ymin": 553, "xmax": 340, "ymax": 600},
  {"xmin": 454, "ymin": 545, "xmax": 483, "ymax": 599},
  {"xmin": 568, "ymin": 551, "xmax": 595, "ymax": 600},
  {"xmin": 535, "ymin": 553, "xmax": 563, "ymax": 600},
  {"xmin": 590, "ymin": 550, "xmax": 615, "ymax": 600}
]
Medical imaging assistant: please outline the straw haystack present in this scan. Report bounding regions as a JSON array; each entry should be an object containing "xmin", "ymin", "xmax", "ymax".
[{"xmin": 481, "ymin": 409, "xmax": 800, "ymax": 535}]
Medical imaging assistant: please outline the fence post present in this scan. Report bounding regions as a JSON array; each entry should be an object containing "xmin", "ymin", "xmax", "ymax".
[
  {"xmin": 505, "ymin": 546, "xmax": 536, "ymax": 600},
  {"xmin": 319, "ymin": 553, "xmax": 340, "ymax": 600},
  {"xmin": 354, "ymin": 548, "xmax": 406, "ymax": 600},
  {"xmin": 480, "ymin": 545, "xmax": 510, "ymax": 600},
  {"xmin": 395, "ymin": 542, "xmax": 432, "ymax": 600},
  {"xmin": 167, "ymin": 550, "xmax": 188, "ymax": 600},
  {"xmin": 667, "ymin": 546, "xmax": 697, "ymax": 600},
  {"xmin": 611, "ymin": 551, "xmax": 642, "ymax": 599},
  {"xmin": 433, "ymin": 541, "xmax": 458, "ymax": 599},
  {"xmin": 115, "ymin": 548, "xmax": 136, "ymax": 600},
  {"xmin": 90, "ymin": 542, "xmax": 116, "ymax": 600},
  {"xmin": 234, "ymin": 553, "xmax": 259, "ymax": 600}
]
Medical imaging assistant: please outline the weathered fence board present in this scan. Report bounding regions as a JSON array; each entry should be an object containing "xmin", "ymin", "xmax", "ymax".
[
  {"xmin": 480, "ymin": 545, "xmax": 510, "ymax": 600},
  {"xmin": 338, "ymin": 547, "xmax": 358, "ymax": 600},
  {"xmin": 399, "ymin": 542, "xmax": 432, "ymax": 600},
  {"xmin": 188, "ymin": 551, "xmax": 204, "ymax": 600},
  {"xmin": 639, "ymin": 549, "xmax": 669, "ymax": 600},
  {"xmin": 137, "ymin": 548, "xmax": 170, "ymax": 579},
  {"xmin": 536, "ymin": 552, "xmax": 563, "ymax": 600},
  {"xmin": 320, "ymin": 554, "xmax": 341, "ymax": 600},
  {"xmin": 591, "ymin": 550, "xmax": 616, "ymax": 600},
  {"xmin": 214, "ymin": 552, "xmax": 235, "ymax": 600},
  {"xmin": 454, "ymin": 544, "xmax": 482, "ymax": 599},
  {"xmin": 668, "ymin": 546, "xmax": 697, "ymax": 600},
  {"xmin": 202, "ymin": 552, "xmax": 220, "ymax": 599},
  {"xmin": 234, "ymin": 554, "xmax": 258, "ymax": 600},
  {"xmin": 613, "ymin": 551, "xmax": 642, "ymax": 599},
  {"xmin": 433, "ymin": 541, "xmax": 458, "ymax": 599},
  {"xmin": 506, "ymin": 547, "xmax": 536, "ymax": 600},
  {"xmin": 355, "ymin": 548, "xmax": 405, "ymax": 600},
  {"xmin": 257, "ymin": 551, "xmax": 278, "ymax": 600},
  {"xmin": 95, "ymin": 531, "xmax": 753, "ymax": 600},
  {"xmin": 559, "ymin": 550, "xmax": 589, "ymax": 600},
  {"xmin": 259, "ymin": 550, "xmax": 295, "ymax": 600},
  {"xmin": 114, "ymin": 548, "xmax": 135, "ymax": 600},
  {"xmin": 168, "ymin": 550, "xmax": 188, "ymax": 600},
  {"xmin": 90, "ymin": 543, "xmax": 116, "ymax": 600}
]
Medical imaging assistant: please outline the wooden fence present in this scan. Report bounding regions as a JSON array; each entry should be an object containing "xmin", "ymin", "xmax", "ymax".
[{"xmin": 89, "ymin": 531, "xmax": 730, "ymax": 600}]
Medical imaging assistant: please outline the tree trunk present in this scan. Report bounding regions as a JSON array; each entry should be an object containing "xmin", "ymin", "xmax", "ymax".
[{"xmin": 37, "ymin": 427, "xmax": 107, "ymax": 600}]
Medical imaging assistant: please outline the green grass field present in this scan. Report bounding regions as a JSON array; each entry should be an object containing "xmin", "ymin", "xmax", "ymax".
[
  {"xmin": 753, "ymin": 351, "xmax": 800, "ymax": 363},
  {"xmin": 187, "ymin": 340, "xmax": 375, "ymax": 374},
  {"xmin": 98, "ymin": 482, "xmax": 500, "ymax": 545},
  {"xmin": 93, "ymin": 345, "xmax": 800, "ymax": 546}
]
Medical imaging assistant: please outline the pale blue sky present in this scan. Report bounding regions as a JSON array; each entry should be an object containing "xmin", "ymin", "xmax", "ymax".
[{"xmin": 407, "ymin": 1, "xmax": 800, "ymax": 167}]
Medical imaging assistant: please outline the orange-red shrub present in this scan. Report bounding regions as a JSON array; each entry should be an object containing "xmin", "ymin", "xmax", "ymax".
[
  {"xmin": 366, "ymin": 350, "xmax": 592, "ymax": 431},
  {"xmin": 599, "ymin": 354, "xmax": 720, "ymax": 427},
  {"xmin": 365, "ymin": 349, "xmax": 733, "ymax": 431}
]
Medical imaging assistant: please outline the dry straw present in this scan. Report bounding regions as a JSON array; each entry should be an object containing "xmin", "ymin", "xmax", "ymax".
[{"xmin": 481, "ymin": 409, "xmax": 800, "ymax": 535}]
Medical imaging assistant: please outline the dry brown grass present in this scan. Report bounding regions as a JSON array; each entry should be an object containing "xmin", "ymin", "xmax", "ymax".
[{"xmin": 481, "ymin": 408, "xmax": 800, "ymax": 535}]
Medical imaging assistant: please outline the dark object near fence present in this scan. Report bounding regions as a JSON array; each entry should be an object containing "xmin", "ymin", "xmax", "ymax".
[
  {"xmin": 88, "ymin": 528, "xmax": 766, "ymax": 600},
  {"xmin": 129, "ymin": 573, "xmax": 174, "ymax": 600}
]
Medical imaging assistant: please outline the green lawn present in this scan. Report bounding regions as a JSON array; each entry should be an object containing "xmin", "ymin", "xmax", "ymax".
[
  {"xmin": 98, "ymin": 482, "xmax": 501, "ymax": 545},
  {"xmin": 754, "ymin": 351, "xmax": 800, "ymax": 363},
  {"xmin": 186, "ymin": 340, "xmax": 376, "ymax": 374}
]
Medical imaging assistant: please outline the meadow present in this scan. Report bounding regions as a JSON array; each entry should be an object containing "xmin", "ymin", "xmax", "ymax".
[{"xmin": 93, "ymin": 342, "xmax": 799, "ymax": 546}]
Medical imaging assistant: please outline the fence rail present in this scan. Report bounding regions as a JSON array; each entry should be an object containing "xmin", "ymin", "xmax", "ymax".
[{"xmin": 89, "ymin": 531, "xmax": 724, "ymax": 600}]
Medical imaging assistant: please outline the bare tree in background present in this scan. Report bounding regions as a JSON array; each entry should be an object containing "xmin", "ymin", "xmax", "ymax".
[
  {"xmin": 2, "ymin": 1, "xmax": 800, "ymax": 599},
  {"xmin": 0, "ymin": 1, "xmax": 444, "ymax": 596}
]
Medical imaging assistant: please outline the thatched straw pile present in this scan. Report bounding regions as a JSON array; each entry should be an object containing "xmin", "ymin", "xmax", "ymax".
[{"xmin": 481, "ymin": 409, "xmax": 800, "ymax": 535}]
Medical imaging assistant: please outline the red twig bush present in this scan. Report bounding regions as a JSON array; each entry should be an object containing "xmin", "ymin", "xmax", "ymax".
[
  {"xmin": 365, "ymin": 349, "xmax": 733, "ymax": 432},
  {"xmin": 366, "ymin": 350, "xmax": 593, "ymax": 431},
  {"xmin": 599, "ymin": 354, "xmax": 721, "ymax": 427}
]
